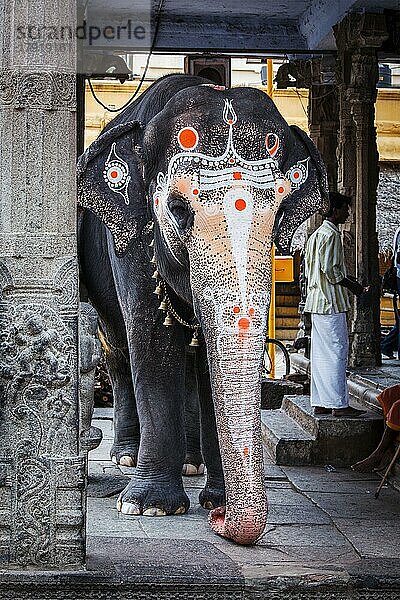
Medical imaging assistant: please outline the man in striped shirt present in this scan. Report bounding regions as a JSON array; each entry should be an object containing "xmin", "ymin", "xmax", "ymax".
[{"xmin": 305, "ymin": 192, "xmax": 368, "ymax": 417}]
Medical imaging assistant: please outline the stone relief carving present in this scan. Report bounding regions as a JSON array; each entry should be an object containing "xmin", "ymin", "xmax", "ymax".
[
  {"xmin": 53, "ymin": 257, "xmax": 79, "ymax": 310},
  {"xmin": 0, "ymin": 303, "xmax": 75, "ymax": 453},
  {"xmin": 0, "ymin": 70, "xmax": 76, "ymax": 110},
  {"xmin": 79, "ymin": 302, "xmax": 102, "ymax": 453},
  {"xmin": 0, "ymin": 301, "xmax": 81, "ymax": 566}
]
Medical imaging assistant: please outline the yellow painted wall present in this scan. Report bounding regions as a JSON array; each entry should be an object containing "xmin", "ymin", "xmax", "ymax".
[{"xmin": 85, "ymin": 82, "xmax": 400, "ymax": 161}]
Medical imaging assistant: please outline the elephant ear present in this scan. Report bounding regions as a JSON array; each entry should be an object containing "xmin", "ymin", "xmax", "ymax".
[
  {"xmin": 77, "ymin": 120, "xmax": 148, "ymax": 256},
  {"xmin": 273, "ymin": 125, "xmax": 329, "ymax": 254}
]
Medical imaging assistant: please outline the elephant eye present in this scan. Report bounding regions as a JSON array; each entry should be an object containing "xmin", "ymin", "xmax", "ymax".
[{"xmin": 167, "ymin": 195, "xmax": 194, "ymax": 231}]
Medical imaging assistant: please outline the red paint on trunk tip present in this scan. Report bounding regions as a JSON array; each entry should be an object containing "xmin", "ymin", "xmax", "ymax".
[
  {"xmin": 209, "ymin": 506, "xmax": 267, "ymax": 545},
  {"xmin": 238, "ymin": 317, "xmax": 250, "ymax": 329}
]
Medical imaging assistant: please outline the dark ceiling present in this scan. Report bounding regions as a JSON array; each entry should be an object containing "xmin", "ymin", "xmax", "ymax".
[{"xmin": 83, "ymin": 0, "xmax": 400, "ymax": 56}]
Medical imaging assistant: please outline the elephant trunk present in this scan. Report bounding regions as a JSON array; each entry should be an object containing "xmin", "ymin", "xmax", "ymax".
[{"xmin": 203, "ymin": 329, "xmax": 268, "ymax": 545}]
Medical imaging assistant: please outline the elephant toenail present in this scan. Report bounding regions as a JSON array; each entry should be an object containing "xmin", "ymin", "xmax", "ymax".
[
  {"xmin": 111, "ymin": 456, "xmax": 117, "ymax": 464},
  {"xmin": 143, "ymin": 507, "xmax": 167, "ymax": 517},
  {"xmin": 116, "ymin": 496, "xmax": 122, "ymax": 511},
  {"xmin": 174, "ymin": 506, "xmax": 186, "ymax": 515},
  {"xmin": 183, "ymin": 464, "xmax": 198, "ymax": 476},
  {"xmin": 119, "ymin": 456, "xmax": 135, "ymax": 467},
  {"xmin": 197, "ymin": 464, "xmax": 205, "ymax": 475},
  {"xmin": 203, "ymin": 501, "xmax": 214, "ymax": 510},
  {"xmin": 121, "ymin": 502, "xmax": 141, "ymax": 515}
]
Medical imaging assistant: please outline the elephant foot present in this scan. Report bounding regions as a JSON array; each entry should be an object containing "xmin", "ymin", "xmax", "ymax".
[
  {"xmin": 199, "ymin": 478, "xmax": 225, "ymax": 510},
  {"xmin": 110, "ymin": 441, "xmax": 139, "ymax": 467},
  {"xmin": 182, "ymin": 451, "xmax": 205, "ymax": 476},
  {"xmin": 117, "ymin": 475, "xmax": 190, "ymax": 516}
]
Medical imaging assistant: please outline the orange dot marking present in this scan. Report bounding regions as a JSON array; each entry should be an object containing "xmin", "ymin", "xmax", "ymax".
[
  {"xmin": 178, "ymin": 128, "xmax": 198, "ymax": 149},
  {"xmin": 238, "ymin": 317, "xmax": 250, "ymax": 329},
  {"xmin": 111, "ymin": 171, "xmax": 118, "ymax": 179},
  {"xmin": 193, "ymin": 189, "xmax": 199, "ymax": 195},
  {"xmin": 278, "ymin": 186, "xmax": 285, "ymax": 194},
  {"xmin": 229, "ymin": 158, "xmax": 235, "ymax": 164},
  {"xmin": 233, "ymin": 306, "xmax": 240, "ymax": 314},
  {"xmin": 155, "ymin": 197, "xmax": 159, "ymax": 206},
  {"xmin": 243, "ymin": 447, "xmax": 249, "ymax": 456},
  {"xmin": 249, "ymin": 308, "xmax": 255, "ymax": 316},
  {"xmin": 235, "ymin": 198, "xmax": 246, "ymax": 211},
  {"xmin": 293, "ymin": 171, "xmax": 300, "ymax": 179},
  {"xmin": 228, "ymin": 119, "xmax": 233, "ymax": 124},
  {"xmin": 233, "ymin": 172, "xmax": 242, "ymax": 180}
]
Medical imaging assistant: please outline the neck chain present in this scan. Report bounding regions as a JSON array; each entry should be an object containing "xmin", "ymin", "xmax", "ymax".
[{"xmin": 153, "ymin": 273, "xmax": 201, "ymax": 348}]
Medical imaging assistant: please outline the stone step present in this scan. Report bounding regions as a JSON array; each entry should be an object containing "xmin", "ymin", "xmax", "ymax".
[
  {"xmin": 275, "ymin": 328, "xmax": 298, "ymax": 341},
  {"xmin": 275, "ymin": 294, "xmax": 300, "ymax": 307},
  {"xmin": 281, "ymin": 395, "xmax": 319, "ymax": 436},
  {"xmin": 261, "ymin": 409, "xmax": 315, "ymax": 466},
  {"xmin": 275, "ymin": 317, "xmax": 300, "ymax": 330},
  {"xmin": 267, "ymin": 395, "xmax": 384, "ymax": 467},
  {"xmin": 282, "ymin": 394, "xmax": 382, "ymax": 438},
  {"xmin": 275, "ymin": 305, "xmax": 299, "ymax": 317}
]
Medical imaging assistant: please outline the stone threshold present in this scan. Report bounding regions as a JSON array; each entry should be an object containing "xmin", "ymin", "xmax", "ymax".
[{"xmin": 1, "ymin": 540, "xmax": 400, "ymax": 600}]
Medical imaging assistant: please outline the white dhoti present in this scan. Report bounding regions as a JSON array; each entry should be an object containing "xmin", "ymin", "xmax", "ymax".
[{"xmin": 310, "ymin": 312, "xmax": 349, "ymax": 409}]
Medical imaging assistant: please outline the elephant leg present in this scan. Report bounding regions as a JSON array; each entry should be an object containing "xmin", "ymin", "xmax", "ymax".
[
  {"xmin": 117, "ymin": 300, "xmax": 190, "ymax": 516},
  {"xmin": 99, "ymin": 315, "xmax": 140, "ymax": 468},
  {"xmin": 196, "ymin": 349, "xmax": 225, "ymax": 510},
  {"xmin": 182, "ymin": 350, "xmax": 204, "ymax": 476}
]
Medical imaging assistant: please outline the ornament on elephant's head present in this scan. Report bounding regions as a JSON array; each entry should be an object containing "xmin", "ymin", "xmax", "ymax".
[
  {"xmin": 265, "ymin": 133, "xmax": 280, "ymax": 158},
  {"xmin": 153, "ymin": 100, "xmax": 296, "ymax": 212},
  {"xmin": 103, "ymin": 143, "xmax": 131, "ymax": 205},
  {"xmin": 285, "ymin": 158, "xmax": 309, "ymax": 190},
  {"xmin": 177, "ymin": 127, "xmax": 199, "ymax": 150}
]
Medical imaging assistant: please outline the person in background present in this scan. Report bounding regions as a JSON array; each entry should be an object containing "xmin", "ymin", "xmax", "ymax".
[
  {"xmin": 304, "ymin": 192, "xmax": 370, "ymax": 418},
  {"xmin": 381, "ymin": 225, "xmax": 400, "ymax": 359}
]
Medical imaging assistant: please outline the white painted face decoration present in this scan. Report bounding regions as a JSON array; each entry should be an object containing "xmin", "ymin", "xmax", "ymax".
[
  {"xmin": 153, "ymin": 98, "xmax": 309, "ymax": 274},
  {"xmin": 103, "ymin": 142, "xmax": 131, "ymax": 205}
]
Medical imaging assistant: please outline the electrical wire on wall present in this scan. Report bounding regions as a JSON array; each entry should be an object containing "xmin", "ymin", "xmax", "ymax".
[{"xmin": 87, "ymin": 0, "xmax": 165, "ymax": 113}]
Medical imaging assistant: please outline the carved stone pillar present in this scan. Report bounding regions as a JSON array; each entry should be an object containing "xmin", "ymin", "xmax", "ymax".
[
  {"xmin": 309, "ymin": 56, "xmax": 339, "ymax": 193},
  {"xmin": 0, "ymin": 1, "xmax": 85, "ymax": 567},
  {"xmin": 307, "ymin": 56, "xmax": 339, "ymax": 236},
  {"xmin": 334, "ymin": 14, "xmax": 388, "ymax": 367}
]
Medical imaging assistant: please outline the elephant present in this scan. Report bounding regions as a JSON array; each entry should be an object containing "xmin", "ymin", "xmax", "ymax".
[{"xmin": 77, "ymin": 73, "xmax": 328, "ymax": 545}]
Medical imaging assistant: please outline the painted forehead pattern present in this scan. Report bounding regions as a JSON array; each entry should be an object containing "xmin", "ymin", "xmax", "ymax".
[{"xmin": 153, "ymin": 99, "xmax": 309, "ymax": 208}]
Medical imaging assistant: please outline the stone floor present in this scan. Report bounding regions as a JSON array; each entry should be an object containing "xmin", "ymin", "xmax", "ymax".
[{"xmin": 81, "ymin": 409, "xmax": 400, "ymax": 597}]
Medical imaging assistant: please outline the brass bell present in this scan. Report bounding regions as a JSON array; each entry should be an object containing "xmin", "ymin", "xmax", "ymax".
[
  {"xmin": 152, "ymin": 270, "xmax": 159, "ymax": 280},
  {"xmin": 158, "ymin": 300, "xmax": 168, "ymax": 311},
  {"xmin": 151, "ymin": 255, "xmax": 156, "ymax": 264},
  {"xmin": 163, "ymin": 313, "xmax": 173, "ymax": 327},
  {"xmin": 154, "ymin": 284, "xmax": 163, "ymax": 296},
  {"xmin": 189, "ymin": 332, "xmax": 200, "ymax": 347}
]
